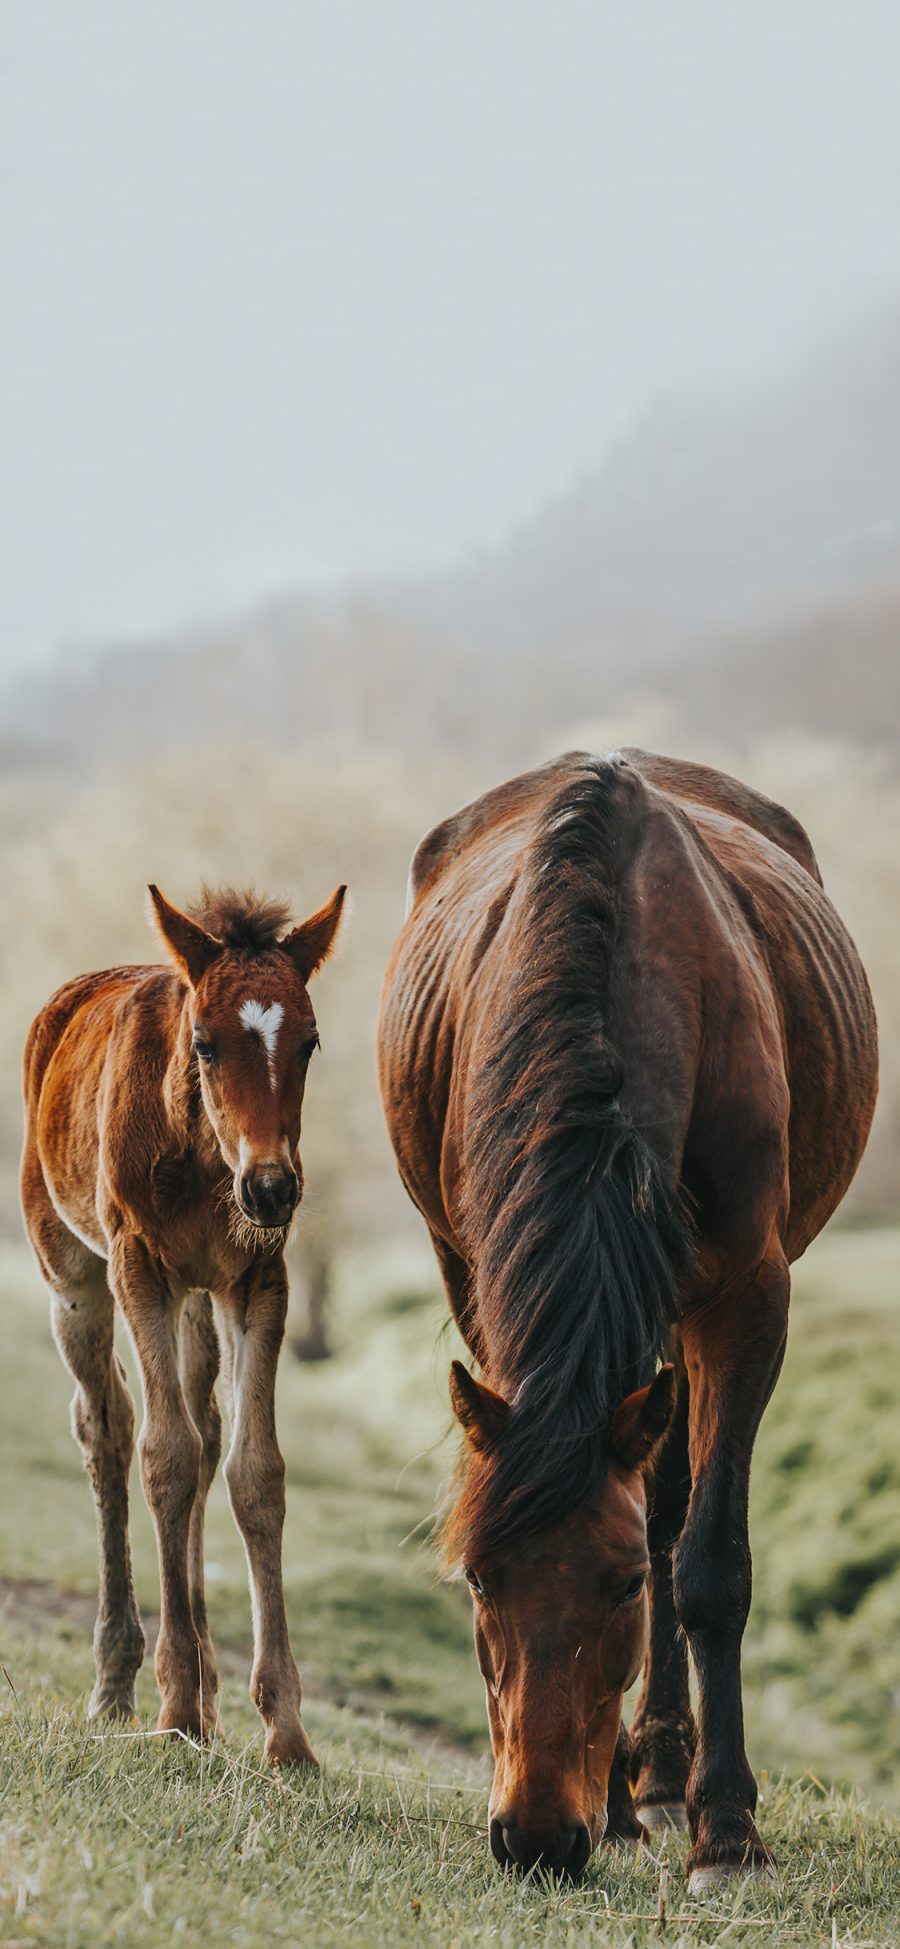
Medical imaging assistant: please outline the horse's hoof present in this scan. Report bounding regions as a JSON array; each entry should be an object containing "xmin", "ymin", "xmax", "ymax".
[
  {"xmin": 156, "ymin": 1703, "xmax": 207, "ymax": 1741},
  {"xmin": 636, "ymin": 1800, "xmax": 688, "ymax": 1832},
  {"xmin": 603, "ymin": 1825, "xmax": 648, "ymax": 1852},
  {"xmin": 265, "ymin": 1726, "xmax": 319, "ymax": 1770},
  {"xmin": 88, "ymin": 1694, "xmax": 137, "ymax": 1723},
  {"xmin": 688, "ymin": 1860, "xmax": 777, "ymax": 1895}
]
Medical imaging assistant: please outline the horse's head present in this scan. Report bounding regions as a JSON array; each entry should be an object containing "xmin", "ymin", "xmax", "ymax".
[
  {"xmin": 448, "ymin": 1360, "xmax": 675, "ymax": 1879},
  {"xmin": 149, "ymin": 884, "xmax": 346, "ymax": 1229}
]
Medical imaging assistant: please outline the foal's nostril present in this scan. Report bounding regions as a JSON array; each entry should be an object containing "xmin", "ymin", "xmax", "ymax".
[{"xmin": 241, "ymin": 1166, "xmax": 298, "ymax": 1224}]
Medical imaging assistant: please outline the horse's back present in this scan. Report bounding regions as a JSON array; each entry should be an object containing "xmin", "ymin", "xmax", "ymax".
[
  {"xmin": 621, "ymin": 749, "xmax": 824, "ymax": 884},
  {"xmin": 384, "ymin": 748, "xmax": 877, "ymax": 1270},
  {"xmin": 23, "ymin": 967, "xmax": 150, "ymax": 1113}
]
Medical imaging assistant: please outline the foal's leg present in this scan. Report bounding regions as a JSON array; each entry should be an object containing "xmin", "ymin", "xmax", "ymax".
[
  {"xmin": 630, "ymin": 1360, "xmax": 695, "ymax": 1830},
  {"xmin": 109, "ymin": 1234, "xmax": 210, "ymax": 1737},
  {"xmin": 179, "ymin": 1290, "xmax": 222, "ymax": 1719},
  {"xmin": 216, "ymin": 1258, "xmax": 316, "ymax": 1768},
  {"xmin": 673, "ymin": 1247, "xmax": 789, "ymax": 1891},
  {"xmin": 22, "ymin": 1164, "xmax": 144, "ymax": 1717}
]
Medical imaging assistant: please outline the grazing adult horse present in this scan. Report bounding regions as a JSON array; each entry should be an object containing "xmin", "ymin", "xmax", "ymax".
[
  {"xmin": 377, "ymin": 750, "xmax": 877, "ymax": 1889},
  {"xmin": 21, "ymin": 883, "xmax": 345, "ymax": 1765}
]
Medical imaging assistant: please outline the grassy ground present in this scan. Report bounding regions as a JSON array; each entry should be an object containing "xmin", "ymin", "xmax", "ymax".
[
  {"xmin": 1, "ymin": 1227, "xmax": 899, "ymax": 1944},
  {"xmin": 2, "ymin": 1620, "xmax": 899, "ymax": 1947}
]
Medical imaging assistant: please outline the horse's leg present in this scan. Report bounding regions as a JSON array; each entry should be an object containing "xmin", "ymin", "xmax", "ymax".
[
  {"xmin": 216, "ymin": 1259, "xmax": 316, "ymax": 1768},
  {"xmin": 178, "ymin": 1290, "xmax": 222, "ymax": 1722},
  {"xmin": 630, "ymin": 1357, "xmax": 695, "ymax": 1830},
  {"xmin": 109, "ymin": 1234, "xmax": 208, "ymax": 1737},
  {"xmin": 673, "ymin": 1245, "xmax": 789, "ymax": 1891},
  {"xmin": 22, "ymin": 1160, "xmax": 144, "ymax": 1717}
]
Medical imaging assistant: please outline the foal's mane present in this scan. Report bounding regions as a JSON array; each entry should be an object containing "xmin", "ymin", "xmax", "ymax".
[
  {"xmin": 188, "ymin": 887, "xmax": 293, "ymax": 953},
  {"xmin": 449, "ymin": 754, "xmax": 691, "ymax": 1560}
]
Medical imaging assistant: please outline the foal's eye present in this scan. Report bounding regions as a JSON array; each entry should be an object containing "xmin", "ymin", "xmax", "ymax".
[
  {"xmin": 615, "ymin": 1573, "xmax": 647, "ymax": 1608},
  {"xmin": 302, "ymin": 1031, "xmax": 321, "ymax": 1058},
  {"xmin": 192, "ymin": 1038, "xmax": 216, "ymax": 1063},
  {"xmin": 465, "ymin": 1568, "xmax": 485, "ymax": 1600}
]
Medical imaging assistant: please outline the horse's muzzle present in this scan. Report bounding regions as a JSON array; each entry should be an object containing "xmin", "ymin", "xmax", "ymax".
[
  {"xmin": 489, "ymin": 1816, "xmax": 593, "ymax": 1880},
  {"xmin": 238, "ymin": 1165, "xmax": 299, "ymax": 1228}
]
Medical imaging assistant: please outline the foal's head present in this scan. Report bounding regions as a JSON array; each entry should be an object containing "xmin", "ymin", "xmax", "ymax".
[
  {"xmin": 448, "ymin": 1361, "xmax": 675, "ymax": 1879},
  {"xmin": 150, "ymin": 884, "xmax": 346, "ymax": 1229}
]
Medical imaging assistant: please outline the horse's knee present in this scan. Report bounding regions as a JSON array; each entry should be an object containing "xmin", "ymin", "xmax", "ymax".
[
  {"xmin": 71, "ymin": 1363, "xmax": 135, "ymax": 1474},
  {"xmin": 140, "ymin": 1417, "xmax": 202, "ymax": 1524},
  {"xmin": 673, "ymin": 1518, "xmax": 752, "ymax": 1644},
  {"xmin": 225, "ymin": 1444, "xmax": 285, "ymax": 1537}
]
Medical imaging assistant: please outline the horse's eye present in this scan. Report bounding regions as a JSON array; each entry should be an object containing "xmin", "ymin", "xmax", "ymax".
[
  {"xmin": 465, "ymin": 1568, "xmax": 485, "ymax": 1600},
  {"xmin": 615, "ymin": 1572, "xmax": 647, "ymax": 1607},
  {"xmin": 303, "ymin": 1031, "xmax": 321, "ymax": 1058},
  {"xmin": 193, "ymin": 1038, "xmax": 216, "ymax": 1063}
]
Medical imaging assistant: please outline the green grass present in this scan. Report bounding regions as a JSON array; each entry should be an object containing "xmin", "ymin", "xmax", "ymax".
[
  {"xmin": 1, "ymin": 1227, "xmax": 900, "ymax": 1943},
  {"xmin": 2, "ymin": 1620, "xmax": 899, "ymax": 1947}
]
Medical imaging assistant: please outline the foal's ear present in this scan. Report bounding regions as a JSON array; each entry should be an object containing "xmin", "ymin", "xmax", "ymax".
[
  {"xmin": 147, "ymin": 886, "xmax": 222, "ymax": 989},
  {"xmin": 281, "ymin": 885, "xmax": 347, "ymax": 983},
  {"xmin": 449, "ymin": 1361, "xmax": 510, "ymax": 1451},
  {"xmin": 609, "ymin": 1364, "xmax": 676, "ymax": 1472}
]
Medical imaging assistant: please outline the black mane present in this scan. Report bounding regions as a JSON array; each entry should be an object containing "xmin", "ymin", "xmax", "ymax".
[
  {"xmin": 189, "ymin": 887, "xmax": 293, "ymax": 954},
  {"xmin": 455, "ymin": 754, "xmax": 691, "ymax": 1558}
]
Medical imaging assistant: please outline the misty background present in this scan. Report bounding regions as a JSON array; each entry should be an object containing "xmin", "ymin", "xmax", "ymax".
[
  {"xmin": 2, "ymin": 0, "xmax": 899, "ymax": 1248},
  {"xmin": 1, "ymin": 0, "xmax": 900, "ymax": 1816}
]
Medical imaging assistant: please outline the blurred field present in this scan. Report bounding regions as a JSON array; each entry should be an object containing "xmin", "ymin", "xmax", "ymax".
[{"xmin": 1, "ymin": 718, "xmax": 899, "ymax": 1248}]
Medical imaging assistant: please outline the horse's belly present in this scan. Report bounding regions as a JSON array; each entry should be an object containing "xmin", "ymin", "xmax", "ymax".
[{"xmin": 36, "ymin": 1045, "xmax": 107, "ymax": 1256}]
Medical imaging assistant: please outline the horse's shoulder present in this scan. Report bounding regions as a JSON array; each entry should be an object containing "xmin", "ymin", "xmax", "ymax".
[
  {"xmin": 406, "ymin": 760, "xmax": 575, "ymax": 911},
  {"xmin": 621, "ymin": 748, "xmax": 823, "ymax": 885}
]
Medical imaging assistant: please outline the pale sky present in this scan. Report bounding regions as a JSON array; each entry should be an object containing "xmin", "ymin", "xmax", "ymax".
[{"xmin": 2, "ymin": 1, "xmax": 899, "ymax": 682}]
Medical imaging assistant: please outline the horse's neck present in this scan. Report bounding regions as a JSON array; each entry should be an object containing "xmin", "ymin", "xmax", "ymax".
[{"xmin": 161, "ymin": 1000, "xmax": 210, "ymax": 1162}]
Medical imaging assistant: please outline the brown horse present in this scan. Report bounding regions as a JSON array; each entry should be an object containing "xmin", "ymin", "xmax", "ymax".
[
  {"xmin": 377, "ymin": 750, "xmax": 877, "ymax": 1889},
  {"xmin": 20, "ymin": 883, "xmax": 345, "ymax": 1765}
]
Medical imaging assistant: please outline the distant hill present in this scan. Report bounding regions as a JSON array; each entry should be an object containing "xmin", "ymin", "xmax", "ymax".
[
  {"xmin": 5, "ymin": 310, "xmax": 899, "ymax": 767},
  {"xmin": 391, "ymin": 309, "xmax": 900, "ymax": 664}
]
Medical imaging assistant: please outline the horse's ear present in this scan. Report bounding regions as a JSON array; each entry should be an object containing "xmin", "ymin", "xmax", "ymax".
[
  {"xmin": 449, "ymin": 1361, "xmax": 510, "ymax": 1451},
  {"xmin": 609, "ymin": 1365, "xmax": 676, "ymax": 1471},
  {"xmin": 281, "ymin": 885, "xmax": 347, "ymax": 982},
  {"xmin": 147, "ymin": 886, "xmax": 222, "ymax": 989}
]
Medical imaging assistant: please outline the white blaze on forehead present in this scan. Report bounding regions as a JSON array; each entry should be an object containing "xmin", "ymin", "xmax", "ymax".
[{"xmin": 238, "ymin": 998, "xmax": 284, "ymax": 1090}]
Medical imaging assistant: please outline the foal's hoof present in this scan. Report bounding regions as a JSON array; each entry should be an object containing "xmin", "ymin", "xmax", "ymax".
[
  {"xmin": 265, "ymin": 1723, "xmax": 319, "ymax": 1771},
  {"xmin": 156, "ymin": 1701, "xmax": 216, "ymax": 1742},
  {"xmin": 88, "ymin": 1688, "xmax": 137, "ymax": 1723},
  {"xmin": 688, "ymin": 1856, "xmax": 777, "ymax": 1895},
  {"xmin": 635, "ymin": 1800, "xmax": 688, "ymax": 1832}
]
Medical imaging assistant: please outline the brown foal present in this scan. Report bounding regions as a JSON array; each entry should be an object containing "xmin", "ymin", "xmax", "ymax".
[
  {"xmin": 377, "ymin": 750, "xmax": 877, "ymax": 1888},
  {"xmin": 21, "ymin": 883, "xmax": 345, "ymax": 1764}
]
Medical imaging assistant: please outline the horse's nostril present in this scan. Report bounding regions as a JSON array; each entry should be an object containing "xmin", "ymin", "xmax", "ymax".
[
  {"xmin": 489, "ymin": 1818, "xmax": 511, "ymax": 1868},
  {"xmin": 240, "ymin": 1174, "xmax": 256, "ymax": 1212},
  {"xmin": 497, "ymin": 1819, "xmax": 591, "ymax": 1879},
  {"xmin": 564, "ymin": 1821, "xmax": 592, "ymax": 1877}
]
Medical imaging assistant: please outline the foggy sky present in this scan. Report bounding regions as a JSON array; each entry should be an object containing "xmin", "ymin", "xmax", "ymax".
[{"xmin": 2, "ymin": 1, "xmax": 899, "ymax": 682}]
